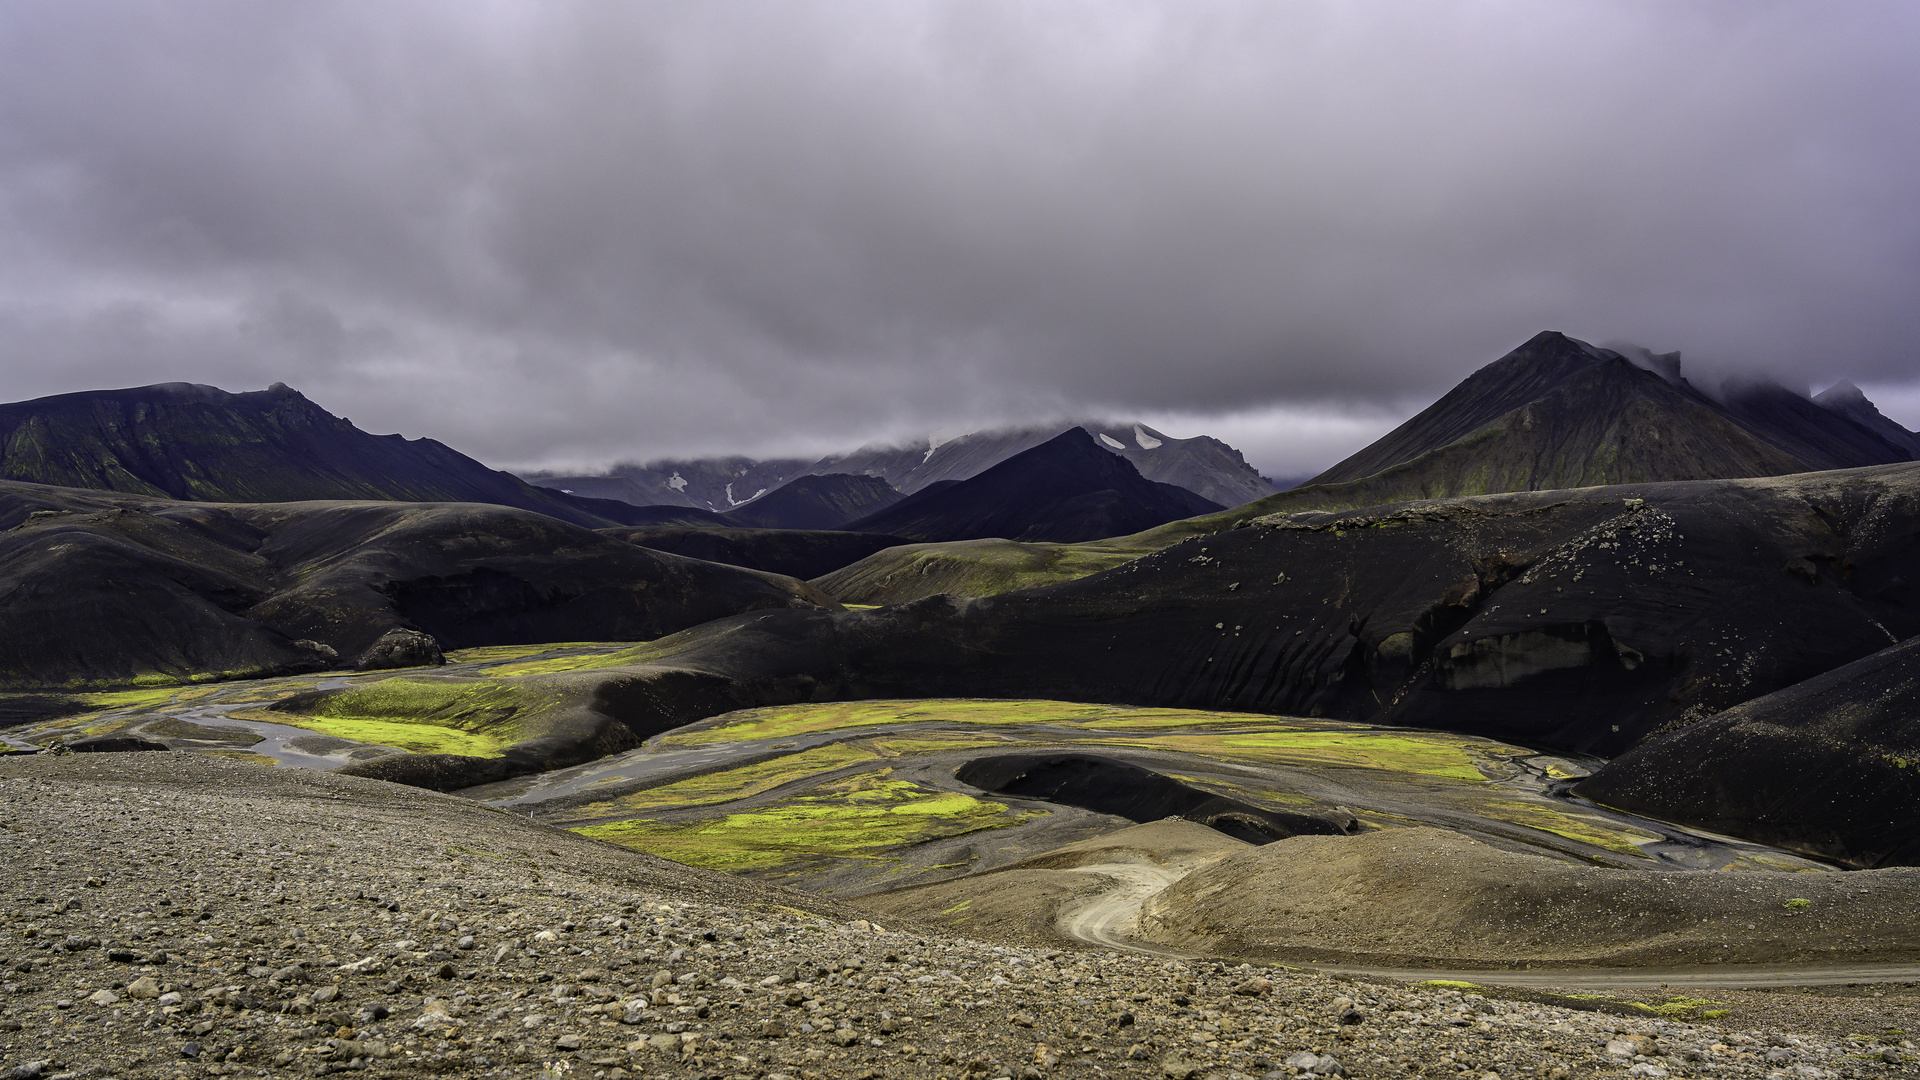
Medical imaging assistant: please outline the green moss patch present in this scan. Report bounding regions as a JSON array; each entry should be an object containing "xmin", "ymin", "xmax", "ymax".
[
  {"xmin": 660, "ymin": 699, "xmax": 1289, "ymax": 747},
  {"xmin": 861, "ymin": 734, "xmax": 1020, "ymax": 757},
  {"xmin": 270, "ymin": 714, "xmax": 504, "ymax": 756},
  {"xmin": 1105, "ymin": 730, "xmax": 1499, "ymax": 781},
  {"xmin": 560, "ymin": 743, "xmax": 883, "ymax": 818},
  {"xmin": 1468, "ymin": 799, "xmax": 1659, "ymax": 858},
  {"xmin": 273, "ymin": 675, "xmax": 563, "ymax": 751},
  {"xmin": 575, "ymin": 773, "xmax": 1028, "ymax": 871}
]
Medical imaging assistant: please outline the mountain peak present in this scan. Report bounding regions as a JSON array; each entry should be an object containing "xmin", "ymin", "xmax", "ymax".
[
  {"xmin": 1813, "ymin": 379, "xmax": 1920, "ymax": 456},
  {"xmin": 1814, "ymin": 379, "xmax": 1868, "ymax": 408}
]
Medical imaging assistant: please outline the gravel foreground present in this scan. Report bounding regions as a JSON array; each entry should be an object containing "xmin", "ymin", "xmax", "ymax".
[{"xmin": 3, "ymin": 754, "xmax": 1917, "ymax": 1080}]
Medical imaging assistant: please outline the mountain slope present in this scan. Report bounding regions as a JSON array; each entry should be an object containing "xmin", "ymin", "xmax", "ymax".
[
  {"xmin": 0, "ymin": 382, "xmax": 622, "ymax": 528},
  {"xmin": 1717, "ymin": 379, "xmax": 1914, "ymax": 472},
  {"xmin": 1312, "ymin": 331, "xmax": 1628, "ymax": 486},
  {"xmin": 843, "ymin": 429, "xmax": 1223, "ymax": 543},
  {"xmin": 720, "ymin": 473, "xmax": 902, "ymax": 530},
  {"xmin": 1815, "ymin": 380, "xmax": 1920, "ymax": 457},
  {"xmin": 1578, "ymin": 634, "xmax": 1920, "ymax": 868}
]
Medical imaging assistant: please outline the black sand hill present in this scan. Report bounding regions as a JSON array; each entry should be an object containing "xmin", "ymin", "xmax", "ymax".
[
  {"xmin": 0, "ymin": 480, "xmax": 833, "ymax": 688},
  {"xmin": 1578, "ymin": 635, "xmax": 1920, "ymax": 867},
  {"xmin": 0, "ymin": 382, "xmax": 633, "ymax": 528},
  {"xmin": 844, "ymin": 428, "xmax": 1223, "ymax": 543}
]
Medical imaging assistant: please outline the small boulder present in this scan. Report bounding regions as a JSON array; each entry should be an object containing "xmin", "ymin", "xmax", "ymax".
[{"xmin": 353, "ymin": 629, "xmax": 445, "ymax": 671}]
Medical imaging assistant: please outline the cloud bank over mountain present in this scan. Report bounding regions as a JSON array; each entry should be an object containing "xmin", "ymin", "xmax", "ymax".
[{"xmin": 1, "ymin": 1, "xmax": 1916, "ymax": 475}]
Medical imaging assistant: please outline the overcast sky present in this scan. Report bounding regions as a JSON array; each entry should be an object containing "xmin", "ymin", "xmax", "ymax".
[{"xmin": 1, "ymin": 1, "xmax": 1916, "ymax": 477}]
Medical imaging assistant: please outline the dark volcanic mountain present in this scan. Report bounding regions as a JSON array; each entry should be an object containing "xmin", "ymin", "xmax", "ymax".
[
  {"xmin": 0, "ymin": 480, "xmax": 833, "ymax": 689},
  {"xmin": 844, "ymin": 429, "xmax": 1224, "ymax": 543},
  {"xmin": 1577, "ymin": 635, "xmax": 1920, "ymax": 868},
  {"xmin": 1307, "ymin": 331, "xmax": 1910, "ymax": 499},
  {"xmin": 720, "ymin": 473, "xmax": 902, "ymax": 530},
  {"xmin": 603, "ymin": 527, "xmax": 907, "ymax": 580},
  {"xmin": 0, "ymin": 382, "xmax": 627, "ymax": 528},
  {"xmin": 1108, "ymin": 330, "xmax": 1920, "ymax": 560}
]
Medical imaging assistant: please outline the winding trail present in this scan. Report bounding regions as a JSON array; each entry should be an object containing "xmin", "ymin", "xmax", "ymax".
[{"xmin": 1057, "ymin": 863, "xmax": 1192, "ymax": 956}]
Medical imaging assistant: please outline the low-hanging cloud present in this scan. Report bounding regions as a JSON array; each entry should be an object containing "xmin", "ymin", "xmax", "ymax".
[{"xmin": 1, "ymin": 0, "xmax": 1916, "ymax": 477}]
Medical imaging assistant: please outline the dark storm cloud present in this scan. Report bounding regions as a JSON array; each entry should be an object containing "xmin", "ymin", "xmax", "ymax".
[{"xmin": 1, "ymin": 1, "xmax": 1917, "ymax": 476}]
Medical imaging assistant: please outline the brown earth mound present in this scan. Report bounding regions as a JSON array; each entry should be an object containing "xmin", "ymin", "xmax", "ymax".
[{"xmin": 1136, "ymin": 828, "xmax": 1920, "ymax": 968}]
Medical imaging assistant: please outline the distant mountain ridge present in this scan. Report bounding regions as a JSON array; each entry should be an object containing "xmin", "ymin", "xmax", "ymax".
[
  {"xmin": 523, "ymin": 456, "xmax": 811, "ymax": 513},
  {"xmin": 845, "ymin": 428, "xmax": 1223, "ymax": 543},
  {"xmin": 0, "ymin": 382, "xmax": 627, "ymax": 528},
  {"xmin": 523, "ymin": 420, "xmax": 1276, "ymax": 512}
]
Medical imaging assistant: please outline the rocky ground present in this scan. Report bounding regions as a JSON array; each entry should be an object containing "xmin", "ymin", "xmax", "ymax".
[{"xmin": 3, "ymin": 753, "xmax": 1919, "ymax": 1080}]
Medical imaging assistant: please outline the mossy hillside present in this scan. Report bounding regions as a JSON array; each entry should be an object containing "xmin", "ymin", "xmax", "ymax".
[
  {"xmin": 270, "ymin": 713, "xmax": 506, "ymax": 756},
  {"xmin": 575, "ymin": 773, "xmax": 1027, "ymax": 872},
  {"xmin": 268, "ymin": 674, "xmax": 573, "ymax": 756}
]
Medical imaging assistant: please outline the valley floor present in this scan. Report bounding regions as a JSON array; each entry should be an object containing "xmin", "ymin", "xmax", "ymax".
[{"xmin": 4, "ymin": 755, "xmax": 1919, "ymax": 1080}]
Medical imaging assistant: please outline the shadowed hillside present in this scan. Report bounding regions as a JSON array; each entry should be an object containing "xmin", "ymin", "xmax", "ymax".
[{"xmin": 0, "ymin": 480, "xmax": 833, "ymax": 688}]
